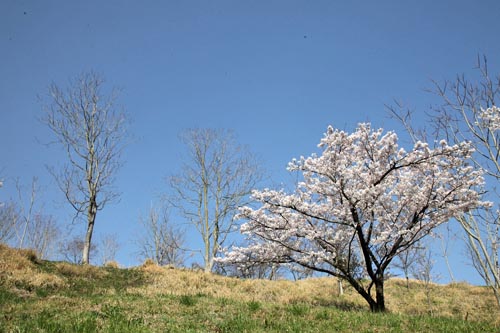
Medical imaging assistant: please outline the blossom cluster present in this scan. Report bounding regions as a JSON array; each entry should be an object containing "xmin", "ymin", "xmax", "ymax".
[{"xmin": 478, "ymin": 106, "xmax": 500, "ymax": 132}]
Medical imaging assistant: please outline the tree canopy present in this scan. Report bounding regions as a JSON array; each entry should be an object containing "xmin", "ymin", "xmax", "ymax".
[{"xmin": 219, "ymin": 123, "xmax": 487, "ymax": 312}]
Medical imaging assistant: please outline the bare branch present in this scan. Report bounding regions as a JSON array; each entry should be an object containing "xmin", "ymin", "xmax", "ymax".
[
  {"xmin": 136, "ymin": 203, "xmax": 187, "ymax": 267},
  {"xmin": 168, "ymin": 129, "xmax": 263, "ymax": 272},
  {"xmin": 389, "ymin": 56, "xmax": 500, "ymax": 307},
  {"xmin": 41, "ymin": 71, "xmax": 128, "ymax": 264}
]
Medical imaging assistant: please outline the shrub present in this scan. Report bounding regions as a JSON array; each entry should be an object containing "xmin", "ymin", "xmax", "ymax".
[
  {"xmin": 142, "ymin": 258, "xmax": 156, "ymax": 267},
  {"xmin": 104, "ymin": 260, "xmax": 120, "ymax": 268}
]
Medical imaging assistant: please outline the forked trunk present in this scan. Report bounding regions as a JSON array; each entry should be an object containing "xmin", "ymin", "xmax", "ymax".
[
  {"xmin": 346, "ymin": 275, "xmax": 386, "ymax": 312},
  {"xmin": 348, "ymin": 252, "xmax": 387, "ymax": 311}
]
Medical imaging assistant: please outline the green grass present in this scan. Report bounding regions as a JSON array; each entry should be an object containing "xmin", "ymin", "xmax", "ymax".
[
  {"xmin": 0, "ymin": 245, "xmax": 499, "ymax": 332},
  {"xmin": 1, "ymin": 285, "xmax": 497, "ymax": 332}
]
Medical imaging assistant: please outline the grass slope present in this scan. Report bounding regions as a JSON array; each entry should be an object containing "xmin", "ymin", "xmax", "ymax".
[{"xmin": 0, "ymin": 244, "xmax": 498, "ymax": 332}]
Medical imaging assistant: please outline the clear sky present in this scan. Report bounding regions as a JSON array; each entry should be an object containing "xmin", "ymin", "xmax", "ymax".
[{"xmin": 1, "ymin": 0, "xmax": 499, "ymax": 283}]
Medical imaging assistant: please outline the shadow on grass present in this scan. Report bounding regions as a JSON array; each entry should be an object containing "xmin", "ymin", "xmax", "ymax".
[
  {"xmin": 34, "ymin": 260, "xmax": 149, "ymax": 296},
  {"xmin": 314, "ymin": 298, "xmax": 367, "ymax": 312}
]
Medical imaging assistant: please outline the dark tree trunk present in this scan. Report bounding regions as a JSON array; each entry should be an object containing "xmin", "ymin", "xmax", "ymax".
[
  {"xmin": 373, "ymin": 278, "xmax": 386, "ymax": 312},
  {"xmin": 346, "ymin": 275, "xmax": 386, "ymax": 312}
]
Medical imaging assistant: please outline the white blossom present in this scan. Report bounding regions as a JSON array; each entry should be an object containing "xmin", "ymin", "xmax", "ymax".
[
  {"xmin": 478, "ymin": 106, "xmax": 500, "ymax": 131},
  {"xmin": 217, "ymin": 123, "xmax": 487, "ymax": 311}
]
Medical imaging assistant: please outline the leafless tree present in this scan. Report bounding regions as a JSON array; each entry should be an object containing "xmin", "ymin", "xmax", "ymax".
[
  {"xmin": 394, "ymin": 243, "xmax": 425, "ymax": 289},
  {"xmin": 411, "ymin": 247, "xmax": 440, "ymax": 316},
  {"xmin": 289, "ymin": 265, "xmax": 314, "ymax": 281},
  {"xmin": 59, "ymin": 236, "xmax": 98, "ymax": 264},
  {"xmin": 15, "ymin": 177, "xmax": 38, "ymax": 249},
  {"xmin": 388, "ymin": 55, "xmax": 500, "ymax": 307},
  {"xmin": 0, "ymin": 203, "xmax": 18, "ymax": 244},
  {"xmin": 24, "ymin": 213, "xmax": 59, "ymax": 259},
  {"xmin": 0, "ymin": 177, "xmax": 60, "ymax": 259},
  {"xmin": 137, "ymin": 204, "xmax": 186, "ymax": 267},
  {"xmin": 0, "ymin": 179, "xmax": 18, "ymax": 243},
  {"xmin": 1, "ymin": 178, "xmax": 17, "ymax": 243},
  {"xmin": 42, "ymin": 71, "xmax": 128, "ymax": 265},
  {"xmin": 438, "ymin": 223, "xmax": 456, "ymax": 283},
  {"xmin": 169, "ymin": 129, "xmax": 262, "ymax": 272},
  {"xmin": 98, "ymin": 233, "xmax": 120, "ymax": 266}
]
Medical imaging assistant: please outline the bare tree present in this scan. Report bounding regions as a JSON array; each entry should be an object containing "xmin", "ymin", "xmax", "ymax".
[
  {"xmin": 137, "ymin": 204, "xmax": 186, "ymax": 267},
  {"xmin": 42, "ymin": 72, "xmax": 128, "ymax": 265},
  {"xmin": 59, "ymin": 236, "xmax": 98, "ymax": 264},
  {"xmin": 0, "ymin": 203, "xmax": 18, "ymax": 244},
  {"xmin": 0, "ymin": 178, "xmax": 60, "ymax": 258},
  {"xmin": 394, "ymin": 243, "xmax": 425, "ymax": 289},
  {"xmin": 438, "ymin": 223, "xmax": 456, "ymax": 283},
  {"xmin": 169, "ymin": 129, "xmax": 262, "ymax": 272},
  {"xmin": 24, "ymin": 213, "xmax": 59, "ymax": 259},
  {"xmin": 411, "ymin": 247, "xmax": 440, "ymax": 316},
  {"xmin": 99, "ymin": 233, "xmax": 120, "ymax": 266},
  {"xmin": 289, "ymin": 265, "xmax": 314, "ymax": 281},
  {"xmin": 15, "ymin": 177, "xmax": 38, "ymax": 249},
  {"xmin": 0, "ymin": 180, "xmax": 18, "ymax": 244},
  {"xmin": 388, "ymin": 56, "xmax": 500, "ymax": 307}
]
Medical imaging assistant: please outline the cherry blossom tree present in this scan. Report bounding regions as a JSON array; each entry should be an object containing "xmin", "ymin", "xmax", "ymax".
[{"xmin": 218, "ymin": 123, "xmax": 487, "ymax": 312}]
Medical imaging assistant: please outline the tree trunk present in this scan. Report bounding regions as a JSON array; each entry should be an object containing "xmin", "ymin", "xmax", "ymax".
[
  {"xmin": 203, "ymin": 177, "xmax": 212, "ymax": 273},
  {"xmin": 372, "ymin": 278, "xmax": 386, "ymax": 312},
  {"xmin": 346, "ymin": 275, "xmax": 383, "ymax": 312},
  {"xmin": 355, "ymin": 275, "xmax": 386, "ymax": 312},
  {"xmin": 82, "ymin": 202, "xmax": 97, "ymax": 265}
]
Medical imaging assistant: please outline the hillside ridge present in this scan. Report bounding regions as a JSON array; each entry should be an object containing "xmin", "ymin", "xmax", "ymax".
[{"xmin": 1, "ymin": 244, "xmax": 498, "ymax": 332}]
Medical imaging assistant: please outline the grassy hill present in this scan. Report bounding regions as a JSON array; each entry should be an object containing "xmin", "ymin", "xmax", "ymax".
[{"xmin": 1, "ymin": 244, "xmax": 498, "ymax": 332}]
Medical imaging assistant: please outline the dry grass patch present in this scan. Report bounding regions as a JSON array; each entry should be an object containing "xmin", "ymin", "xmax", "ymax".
[
  {"xmin": 28, "ymin": 272, "xmax": 66, "ymax": 289},
  {"xmin": 132, "ymin": 266, "xmax": 360, "ymax": 308},
  {"xmin": 0, "ymin": 244, "xmax": 66, "ymax": 294},
  {"xmin": 129, "ymin": 265, "xmax": 500, "ymax": 325},
  {"xmin": 1, "ymin": 244, "xmax": 499, "ymax": 330},
  {"xmin": 384, "ymin": 278, "xmax": 499, "ymax": 324},
  {"xmin": 104, "ymin": 260, "xmax": 120, "ymax": 268},
  {"xmin": 0, "ymin": 244, "xmax": 38, "ymax": 271},
  {"xmin": 55, "ymin": 262, "xmax": 107, "ymax": 279}
]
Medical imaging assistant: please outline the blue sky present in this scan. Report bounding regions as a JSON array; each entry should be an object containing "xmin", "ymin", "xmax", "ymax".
[{"xmin": 1, "ymin": 1, "xmax": 499, "ymax": 283}]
